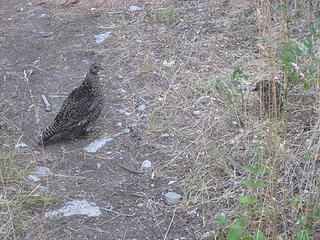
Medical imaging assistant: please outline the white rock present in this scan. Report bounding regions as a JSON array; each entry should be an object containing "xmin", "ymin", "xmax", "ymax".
[
  {"xmin": 116, "ymin": 122, "xmax": 123, "ymax": 128},
  {"xmin": 15, "ymin": 143, "xmax": 28, "ymax": 149},
  {"xmin": 128, "ymin": 5, "xmax": 141, "ymax": 12},
  {"xmin": 45, "ymin": 200, "xmax": 101, "ymax": 218},
  {"xmin": 114, "ymin": 88, "xmax": 126, "ymax": 94},
  {"xmin": 164, "ymin": 192, "xmax": 182, "ymax": 206},
  {"xmin": 161, "ymin": 132, "xmax": 174, "ymax": 138},
  {"xmin": 36, "ymin": 166, "xmax": 53, "ymax": 177},
  {"xmin": 119, "ymin": 108, "xmax": 131, "ymax": 117},
  {"xmin": 26, "ymin": 175, "xmax": 40, "ymax": 182},
  {"xmin": 136, "ymin": 104, "xmax": 146, "ymax": 114},
  {"xmin": 168, "ymin": 180, "xmax": 177, "ymax": 185},
  {"xmin": 161, "ymin": 133, "xmax": 170, "ymax": 138},
  {"xmin": 124, "ymin": 128, "xmax": 131, "ymax": 133},
  {"xmin": 163, "ymin": 59, "xmax": 175, "ymax": 68},
  {"xmin": 141, "ymin": 160, "xmax": 152, "ymax": 170},
  {"xmin": 202, "ymin": 231, "xmax": 215, "ymax": 239},
  {"xmin": 83, "ymin": 137, "xmax": 113, "ymax": 153},
  {"xmin": 192, "ymin": 110, "xmax": 202, "ymax": 117},
  {"xmin": 95, "ymin": 31, "xmax": 111, "ymax": 44},
  {"xmin": 187, "ymin": 208, "xmax": 198, "ymax": 217}
]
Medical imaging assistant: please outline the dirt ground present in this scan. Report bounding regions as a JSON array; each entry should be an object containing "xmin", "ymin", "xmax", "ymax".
[{"xmin": 1, "ymin": 0, "xmax": 319, "ymax": 239}]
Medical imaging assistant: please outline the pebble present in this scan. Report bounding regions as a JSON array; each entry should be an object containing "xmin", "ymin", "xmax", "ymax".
[
  {"xmin": 26, "ymin": 175, "xmax": 40, "ymax": 182},
  {"xmin": 187, "ymin": 208, "xmax": 198, "ymax": 217},
  {"xmin": 161, "ymin": 133, "xmax": 174, "ymax": 138},
  {"xmin": 96, "ymin": 163, "xmax": 102, "ymax": 169},
  {"xmin": 163, "ymin": 192, "xmax": 182, "ymax": 206},
  {"xmin": 36, "ymin": 166, "xmax": 53, "ymax": 177},
  {"xmin": 45, "ymin": 200, "xmax": 101, "ymax": 218},
  {"xmin": 33, "ymin": 150, "xmax": 41, "ymax": 155},
  {"xmin": 119, "ymin": 108, "xmax": 131, "ymax": 117},
  {"xmin": 202, "ymin": 231, "xmax": 215, "ymax": 239},
  {"xmin": 25, "ymin": 68, "xmax": 34, "ymax": 77},
  {"xmin": 15, "ymin": 143, "xmax": 28, "ymax": 149},
  {"xmin": 123, "ymin": 128, "xmax": 131, "ymax": 134},
  {"xmin": 116, "ymin": 122, "xmax": 123, "ymax": 128},
  {"xmin": 128, "ymin": 5, "xmax": 141, "ymax": 12},
  {"xmin": 114, "ymin": 88, "xmax": 126, "ymax": 94},
  {"xmin": 137, "ymin": 114, "xmax": 148, "ymax": 129},
  {"xmin": 163, "ymin": 59, "xmax": 175, "ymax": 68},
  {"xmin": 192, "ymin": 110, "xmax": 202, "ymax": 117},
  {"xmin": 95, "ymin": 31, "xmax": 111, "ymax": 44},
  {"xmin": 168, "ymin": 180, "xmax": 177, "ymax": 185},
  {"xmin": 141, "ymin": 160, "xmax": 152, "ymax": 170},
  {"xmin": 136, "ymin": 104, "xmax": 146, "ymax": 114},
  {"xmin": 83, "ymin": 137, "xmax": 113, "ymax": 153},
  {"xmin": 39, "ymin": 31, "xmax": 53, "ymax": 37}
]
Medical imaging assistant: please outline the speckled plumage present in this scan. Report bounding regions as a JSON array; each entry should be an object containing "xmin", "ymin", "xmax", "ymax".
[
  {"xmin": 252, "ymin": 80, "xmax": 283, "ymax": 114},
  {"xmin": 38, "ymin": 63, "xmax": 104, "ymax": 144}
]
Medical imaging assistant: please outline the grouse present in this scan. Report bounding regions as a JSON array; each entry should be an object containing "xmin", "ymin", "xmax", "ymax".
[
  {"xmin": 252, "ymin": 80, "xmax": 283, "ymax": 115},
  {"xmin": 37, "ymin": 63, "xmax": 104, "ymax": 144}
]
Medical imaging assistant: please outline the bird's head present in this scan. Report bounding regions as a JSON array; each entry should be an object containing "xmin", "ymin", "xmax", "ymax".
[{"xmin": 89, "ymin": 63, "xmax": 104, "ymax": 74}]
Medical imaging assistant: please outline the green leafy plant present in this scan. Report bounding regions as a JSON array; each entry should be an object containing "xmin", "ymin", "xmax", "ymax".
[{"xmin": 215, "ymin": 65, "xmax": 248, "ymax": 115}]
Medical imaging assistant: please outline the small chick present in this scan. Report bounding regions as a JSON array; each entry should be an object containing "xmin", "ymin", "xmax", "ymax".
[{"xmin": 252, "ymin": 80, "xmax": 283, "ymax": 115}]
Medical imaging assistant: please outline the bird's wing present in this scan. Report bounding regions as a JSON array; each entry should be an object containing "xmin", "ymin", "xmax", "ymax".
[{"xmin": 55, "ymin": 86, "xmax": 96, "ymax": 130}]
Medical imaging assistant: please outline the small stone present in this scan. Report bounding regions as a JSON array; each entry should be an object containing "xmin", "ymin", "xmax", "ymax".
[
  {"xmin": 138, "ymin": 115, "xmax": 148, "ymax": 129},
  {"xmin": 119, "ymin": 108, "xmax": 130, "ymax": 117},
  {"xmin": 27, "ymin": 175, "xmax": 40, "ymax": 182},
  {"xmin": 137, "ymin": 203, "xmax": 144, "ymax": 208},
  {"xmin": 116, "ymin": 122, "xmax": 123, "ymax": 128},
  {"xmin": 163, "ymin": 59, "xmax": 175, "ymax": 68},
  {"xmin": 123, "ymin": 128, "xmax": 130, "ymax": 134},
  {"xmin": 168, "ymin": 180, "xmax": 177, "ymax": 185},
  {"xmin": 161, "ymin": 133, "xmax": 170, "ymax": 138},
  {"xmin": 15, "ymin": 143, "xmax": 28, "ymax": 149},
  {"xmin": 39, "ymin": 31, "xmax": 53, "ymax": 37},
  {"xmin": 128, "ymin": 5, "xmax": 141, "ymax": 12},
  {"xmin": 163, "ymin": 192, "xmax": 182, "ymax": 206},
  {"xmin": 95, "ymin": 31, "xmax": 111, "ymax": 44},
  {"xmin": 232, "ymin": 121, "xmax": 238, "ymax": 126},
  {"xmin": 187, "ymin": 208, "xmax": 198, "ymax": 217},
  {"xmin": 36, "ymin": 166, "xmax": 53, "ymax": 177},
  {"xmin": 136, "ymin": 104, "xmax": 146, "ymax": 114},
  {"xmin": 141, "ymin": 160, "xmax": 152, "ymax": 170},
  {"xmin": 114, "ymin": 88, "xmax": 126, "ymax": 94},
  {"xmin": 161, "ymin": 133, "xmax": 174, "ymax": 138},
  {"xmin": 233, "ymin": 180, "xmax": 240, "ymax": 187},
  {"xmin": 192, "ymin": 110, "xmax": 202, "ymax": 117},
  {"xmin": 83, "ymin": 137, "xmax": 113, "ymax": 153},
  {"xmin": 202, "ymin": 231, "xmax": 215, "ymax": 239},
  {"xmin": 26, "ymin": 69, "xmax": 34, "ymax": 77},
  {"xmin": 36, "ymin": 186, "xmax": 49, "ymax": 193},
  {"xmin": 96, "ymin": 163, "xmax": 102, "ymax": 169}
]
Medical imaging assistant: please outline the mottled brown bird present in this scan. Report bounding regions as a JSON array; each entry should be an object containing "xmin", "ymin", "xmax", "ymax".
[
  {"xmin": 37, "ymin": 63, "xmax": 104, "ymax": 144},
  {"xmin": 252, "ymin": 80, "xmax": 283, "ymax": 114}
]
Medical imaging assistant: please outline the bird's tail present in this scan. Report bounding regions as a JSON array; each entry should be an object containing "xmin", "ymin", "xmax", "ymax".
[{"xmin": 36, "ymin": 122, "xmax": 62, "ymax": 145}]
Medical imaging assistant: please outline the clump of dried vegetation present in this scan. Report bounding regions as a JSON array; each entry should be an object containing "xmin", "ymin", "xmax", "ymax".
[
  {"xmin": 146, "ymin": 0, "xmax": 320, "ymax": 239},
  {"xmin": 168, "ymin": 1, "xmax": 320, "ymax": 239}
]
